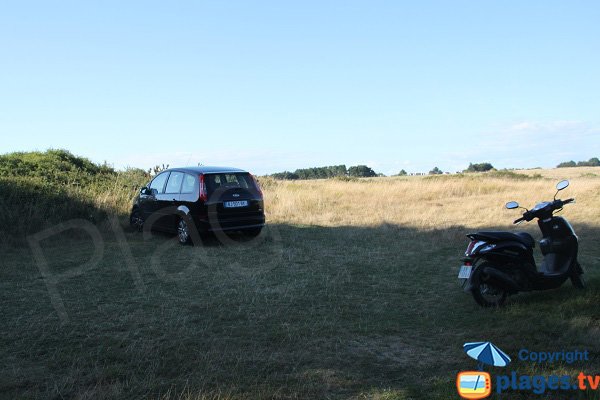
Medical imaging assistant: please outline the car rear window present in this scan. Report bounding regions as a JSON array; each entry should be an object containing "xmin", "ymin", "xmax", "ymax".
[{"xmin": 205, "ymin": 173, "xmax": 253, "ymax": 194}]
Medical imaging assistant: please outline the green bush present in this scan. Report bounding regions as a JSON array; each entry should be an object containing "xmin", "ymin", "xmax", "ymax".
[
  {"xmin": 0, "ymin": 149, "xmax": 116, "ymax": 185},
  {"xmin": 464, "ymin": 162, "xmax": 494, "ymax": 172},
  {"xmin": 348, "ymin": 165, "xmax": 376, "ymax": 177},
  {"xmin": 0, "ymin": 150, "xmax": 150, "ymax": 241}
]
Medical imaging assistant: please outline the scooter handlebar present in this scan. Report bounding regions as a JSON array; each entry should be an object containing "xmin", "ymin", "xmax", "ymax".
[
  {"xmin": 512, "ymin": 198, "xmax": 575, "ymax": 224},
  {"xmin": 553, "ymin": 198, "xmax": 575, "ymax": 209},
  {"xmin": 514, "ymin": 209, "xmax": 535, "ymax": 224}
]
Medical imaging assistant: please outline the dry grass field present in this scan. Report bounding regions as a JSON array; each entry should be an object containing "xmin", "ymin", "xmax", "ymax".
[
  {"xmin": 1, "ymin": 167, "xmax": 599, "ymax": 399},
  {"xmin": 264, "ymin": 167, "xmax": 600, "ymax": 230}
]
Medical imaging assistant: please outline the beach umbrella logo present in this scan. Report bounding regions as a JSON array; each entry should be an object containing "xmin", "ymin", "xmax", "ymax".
[{"xmin": 463, "ymin": 341, "xmax": 511, "ymax": 370}]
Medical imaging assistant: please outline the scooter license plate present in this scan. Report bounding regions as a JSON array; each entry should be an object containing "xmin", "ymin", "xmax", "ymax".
[{"xmin": 458, "ymin": 265, "xmax": 472, "ymax": 279}]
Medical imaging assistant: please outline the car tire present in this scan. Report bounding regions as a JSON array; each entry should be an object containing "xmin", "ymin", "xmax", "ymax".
[
  {"xmin": 177, "ymin": 217, "xmax": 191, "ymax": 245},
  {"xmin": 129, "ymin": 208, "xmax": 143, "ymax": 231},
  {"xmin": 242, "ymin": 227, "xmax": 262, "ymax": 238}
]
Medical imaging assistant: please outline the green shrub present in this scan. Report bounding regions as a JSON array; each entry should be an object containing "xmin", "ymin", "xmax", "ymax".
[
  {"xmin": 0, "ymin": 150, "xmax": 150, "ymax": 241},
  {"xmin": 464, "ymin": 162, "xmax": 494, "ymax": 172},
  {"xmin": 348, "ymin": 165, "xmax": 376, "ymax": 177},
  {"xmin": 0, "ymin": 149, "xmax": 116, "ymax": 185}
]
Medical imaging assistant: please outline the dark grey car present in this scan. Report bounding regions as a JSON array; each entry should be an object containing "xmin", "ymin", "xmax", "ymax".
[{"xmin": 130, "ymin": 166, "xmax": 265, "ymax": 244}]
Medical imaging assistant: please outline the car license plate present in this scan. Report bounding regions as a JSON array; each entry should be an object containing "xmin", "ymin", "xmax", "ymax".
[
  {"xmin": 223, "ymin": 200, "xmax": 249, "ymax": 208},
  {"xmin": 458, "ymin": 265, "xmax": 472, "ymax": 279}
]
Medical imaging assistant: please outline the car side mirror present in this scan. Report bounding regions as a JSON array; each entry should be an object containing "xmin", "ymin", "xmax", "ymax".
[
  {"xmin": 556, "ymin": 180, "xmax": 569, "ymax": 191},
  {"xmin": 141, "ymin": 187, "xmax": 157, "ymax": 196},
  {"xmin": 506, "ymin": 201, "xmax": 519, "ymax": 209}
]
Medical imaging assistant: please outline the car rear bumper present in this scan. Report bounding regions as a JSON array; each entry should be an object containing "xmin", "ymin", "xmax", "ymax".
[{"xmin": 195, "ymin": 213, "xmax": 266, "ymax": 232}]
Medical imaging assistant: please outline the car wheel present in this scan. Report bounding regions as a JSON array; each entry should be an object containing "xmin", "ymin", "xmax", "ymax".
[
  {"xmin": 129, "ymin": 208, "xmax": 143, "ymax": 231},
  {"xmin": 177, "ymin": 218, "xmax": 191, "ymax": 245},
  {"xmin": 242, "ymin": 227, "xmax": 262, "ymax": 237}
]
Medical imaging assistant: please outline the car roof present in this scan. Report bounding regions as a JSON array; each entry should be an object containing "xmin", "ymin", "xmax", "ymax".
[{"xmin": 167, "ymin": 166, "xmax": 249, "ymax": 174}]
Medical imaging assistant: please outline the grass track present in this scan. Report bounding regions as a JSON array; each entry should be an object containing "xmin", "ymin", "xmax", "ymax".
[{"xmin": 1, "ymin": 222, "xmax": 599, "ymax": 399}]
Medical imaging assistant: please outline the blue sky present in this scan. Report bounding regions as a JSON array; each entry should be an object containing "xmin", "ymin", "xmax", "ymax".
[{"xmin": 1, "ymin": 1, "xmax": 599, "ymax": 175}]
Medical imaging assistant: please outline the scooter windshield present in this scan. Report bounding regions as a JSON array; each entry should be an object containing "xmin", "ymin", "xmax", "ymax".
[{"xmin": 532, "ymin": 201, "xmax": 551, "ymax": 211}]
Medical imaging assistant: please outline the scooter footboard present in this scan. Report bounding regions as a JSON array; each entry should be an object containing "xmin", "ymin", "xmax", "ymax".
[{"xmin": 539, "ymin": 237, "xmax": 576, "ymax": 255}]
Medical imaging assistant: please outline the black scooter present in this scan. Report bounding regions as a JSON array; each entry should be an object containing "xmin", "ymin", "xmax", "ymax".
[{"xmin": 458, "ymin": 180, "xmax": 585, "ymax": 307}]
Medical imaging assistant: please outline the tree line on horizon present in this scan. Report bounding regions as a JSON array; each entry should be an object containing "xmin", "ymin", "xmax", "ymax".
[
  {"xmin": 397, "ymin": 162, "xmax": 495, "ymax": 177},
  {"xmin": 557, "ymin": 157, "xmax": 600, "ymax": 168},
  {"xmin": 270, "ymin": 162, "xmax": 500, "ymax": 180},
  {"xmin": 270, "ymin": 165, "xmax": 378, "ymax": 180}
]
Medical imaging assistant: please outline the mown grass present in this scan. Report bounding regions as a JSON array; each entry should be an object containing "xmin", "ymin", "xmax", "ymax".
[{"xmin": 1, "ymin": 159, "xmax": 600, "ymax": 399}]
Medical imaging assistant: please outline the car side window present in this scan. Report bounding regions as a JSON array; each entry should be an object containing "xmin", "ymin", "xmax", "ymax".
[
  {"xmin": 181, "ymin": 173, "xmax": 196, "ymax": 194},
  {"xmin": 149, "ymin": 172, "xmax": 169, "ymax": 194},
  {"xmin": 165, "ymin": 171, "xmax": 184, "ymax": 194}
]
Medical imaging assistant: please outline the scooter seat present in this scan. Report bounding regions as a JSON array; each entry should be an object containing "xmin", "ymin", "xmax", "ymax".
[{"xmin": 470, "ymin": 231, "xmax": 535, "ymax": 248}]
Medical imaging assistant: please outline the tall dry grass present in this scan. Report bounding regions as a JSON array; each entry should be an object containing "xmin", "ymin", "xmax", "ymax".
[
  {"xmin": 262, "ymin": 167, "xmax": 600, "ymax": 231},
  {"xmin": 3, "ymin": 162, "xmax": 598, "ymax": 243}
]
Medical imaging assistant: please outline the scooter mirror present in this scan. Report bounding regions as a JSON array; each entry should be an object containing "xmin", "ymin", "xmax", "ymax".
[
  {"xmin": 556, "ymin": 180, "xmax": 569, "ymax": 191},
  {"xmin": 506, "ymin": 201, "xmax": 519, "ymax": 209}
]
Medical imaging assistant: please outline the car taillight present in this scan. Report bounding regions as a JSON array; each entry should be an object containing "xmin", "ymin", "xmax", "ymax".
[
  {"xmin": 199, "ymin": 174, "xmax": 207, "ymax": 202},
  {"xmin": 250, "ymin": 173, "xmax": 263, "ymax": 198}
]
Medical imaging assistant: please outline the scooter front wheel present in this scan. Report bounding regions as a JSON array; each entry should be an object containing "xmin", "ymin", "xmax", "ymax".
[
  {"xmin": 470, "ymin": 263, "xmax": 508, "ymax": 307},
  {"xmin": 571, "ymin": 262, "xmax": 586, "ymax": 289}
]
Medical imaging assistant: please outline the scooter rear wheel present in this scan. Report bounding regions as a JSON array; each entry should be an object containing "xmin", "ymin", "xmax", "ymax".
[{"xmin": 471, "ymin": 263, "xmax": 508, "ymax": 307}]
